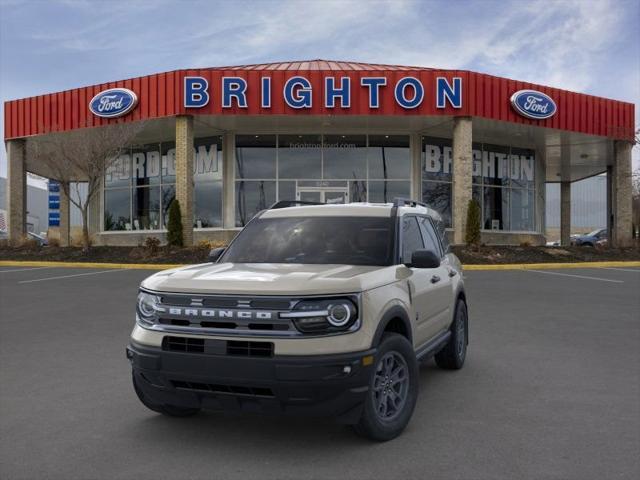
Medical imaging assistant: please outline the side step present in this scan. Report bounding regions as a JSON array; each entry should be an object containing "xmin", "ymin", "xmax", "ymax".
[{"xmin": 415, "ymin": 331, "xmax": 451, "ymax": 361}]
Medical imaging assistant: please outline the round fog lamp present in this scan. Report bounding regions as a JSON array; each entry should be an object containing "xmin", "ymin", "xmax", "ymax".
[{"xmin": 327, "ymin": 303, "xmax": 352, "ymax": 327}]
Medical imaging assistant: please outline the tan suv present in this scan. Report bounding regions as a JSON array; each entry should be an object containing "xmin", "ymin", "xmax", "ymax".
[{"xmin": 127, "ymin": 199, "xmax": 468, "ymax": 441}]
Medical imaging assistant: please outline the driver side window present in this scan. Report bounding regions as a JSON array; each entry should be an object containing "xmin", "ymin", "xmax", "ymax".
[{"xmin": 401, "ymin": 216, "xmax": 424, "ymax": 264}]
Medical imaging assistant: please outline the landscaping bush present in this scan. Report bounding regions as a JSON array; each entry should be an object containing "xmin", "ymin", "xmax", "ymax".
[
  {"xmin": 166, "ymin": 200, "xmax": 183, "ymax": 247},
  {"xmin": 143, "ymin": 236, "xmax": 161, "ymax": 256},
  {"xmin": 465, "ymin": 199, "xmax": 481, "ymax": 247}
]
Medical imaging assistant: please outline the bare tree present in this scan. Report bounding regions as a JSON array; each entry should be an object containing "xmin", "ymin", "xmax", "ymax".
[{"xmin": 27, "ymin": 121, "xmax": 144, "ymax": 250}]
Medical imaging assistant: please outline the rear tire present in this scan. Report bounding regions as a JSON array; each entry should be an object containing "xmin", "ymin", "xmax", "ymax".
[
  {"xmin": 132, "ymin": 373, "xmax": 200, "ymax": 417},
  {"xmin": 435, "ymin": 300, "xmax": 468, "ymax": 370},
  {"xmin": 353, "ymin": 333, "xmax": 418, "ymax": 441}
]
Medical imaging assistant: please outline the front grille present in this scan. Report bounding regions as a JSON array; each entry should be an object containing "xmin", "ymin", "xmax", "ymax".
[
  {"xmin": 171, "ymin": 380, "xmax": 274, "ymax": 397},
  {"xmin": 162, "ymin": 336, "xmax": 274, "ymax": 357}
]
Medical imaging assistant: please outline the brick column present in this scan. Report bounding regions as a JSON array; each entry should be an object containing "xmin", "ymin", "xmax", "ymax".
[
  {"xmin": 222, "ymin": 133, "xmax": 236, "ymax": 229},
  {"xmin": 175, "ymin": 115, "xmax": 194, "ymax": 246},
  {"xmin": 611, "ymin": 141, "xmax": 633, "ymax": 247},
  {"xmin": 560, "ymin": 181, "xmax": 571, "ymax": 246},
  {"xmin": 452, "ymin": 117, "xmax": 472, "ymax": 245},
  {"xmin": 59, "ymin": 182, "xmax": 70, "ymax": 247},
  {"xmin": 6, "ymin": 139, "xmax": 27, "ymax": 244}
]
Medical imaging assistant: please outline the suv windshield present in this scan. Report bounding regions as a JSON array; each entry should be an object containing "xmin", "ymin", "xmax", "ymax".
[{"xmin": 221, "ymin": 216, "xmax": 394, "ymax": 266}]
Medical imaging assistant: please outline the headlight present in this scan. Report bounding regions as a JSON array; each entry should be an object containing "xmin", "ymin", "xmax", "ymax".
[
  {"xmin": 136, "ymin": 291, "xmax": 160, "ymax": 326},
  {"xmin": 281, "ymin": 297, "xmax": 358, "ymax": 334}
]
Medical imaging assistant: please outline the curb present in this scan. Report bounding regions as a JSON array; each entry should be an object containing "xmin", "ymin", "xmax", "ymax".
[
  {"xmin": 463, "ymin": 261, "xmax": 640, "ymax": 271},
  {"xmin": 1, "ymin": 260, "xmax": 639, "ymax": 271},
  {"xmin": 0, "ymin": 260, "xmax": 184, "ymax": 270}
]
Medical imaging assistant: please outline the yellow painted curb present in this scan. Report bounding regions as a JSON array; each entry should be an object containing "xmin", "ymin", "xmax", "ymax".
[
  {"xmin": 463, "ymin": 261, "xmax": 640, "ymax": 271},
  {"xmin": 1, "ymin": 259, "xmax": 639, "ymax": 271},
  {"xmin": 0, "ymin": 260, "xmax": 184, "ymax": 270}
]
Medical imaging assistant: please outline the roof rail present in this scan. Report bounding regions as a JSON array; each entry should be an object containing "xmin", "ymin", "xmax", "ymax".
[
  {"xmin": 393, "ymin": 197, "xmax": 429, "ymax": 208},
  {"xmin": 269, "ymin": 200, "xmax": 325, "ymax": 210}
]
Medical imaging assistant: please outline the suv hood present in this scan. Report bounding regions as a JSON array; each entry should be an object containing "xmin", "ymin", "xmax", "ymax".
[{"xmin": 141, "ymin": 262, "xmax": 397, "ymax": 295}]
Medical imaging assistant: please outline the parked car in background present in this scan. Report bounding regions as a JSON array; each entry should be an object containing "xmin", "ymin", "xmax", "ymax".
[{"xmin": 572, "ymin": 229, "xmax": 607, "ymax": 247}]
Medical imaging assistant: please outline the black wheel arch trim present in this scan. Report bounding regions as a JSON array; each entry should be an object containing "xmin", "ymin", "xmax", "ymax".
[
  {"xmin": 371, "ymin": 305, "xmax": 413, "ymax": 347},
  {"xmin": 455, "ymin": 288, "xmax": 469, "ymax": 345}
]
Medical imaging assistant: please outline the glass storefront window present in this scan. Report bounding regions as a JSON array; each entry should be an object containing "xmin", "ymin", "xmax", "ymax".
[
  {"xmin": 423, "ymin": 181, "xmax": 452, "ymax": 227},
  {"xmin": 236, "ymin": 180, "xmax": 276, "ymax": 227},
  {"xmin": 323, "ymin": 135, "xmax": 367, "ymax": 179},
  {"xmin": 369, "ymin": 181, "xmax": 410, "ymax": 203},
  {"xmin": 104, "ymin": 188, "xmax": 131, "ymax": 231},
  {"xmin": 278, "ymin": 134, "xmax": 322, "ymax": 179},
  {"xmin": 195, "ymin": 181, "xmax": 223, "ymax": 228},
  {"xmin": 132, "ymin": 186, "xmax": 160, "ymax": 230},
  {"xmin": 104, "ymin": 136, "xmax": 223, "ymax": 232},
  {"xmin": 483, "ymin": 186, "xmax": 509, "ymax": 231},
  {"xmin": 422, "ymin": 136, "xmax": 537, "ymax": 232},
  {"xmin": 368, "ymin": 135, "xmax": 410, "ymax": 179},
  {"xmin": 510, "ymin": 189, "xmax": 535, "ymax": 231},
  {"xmin": 236, "ymin": 135, "xmax": 276, "ymax": 179}
]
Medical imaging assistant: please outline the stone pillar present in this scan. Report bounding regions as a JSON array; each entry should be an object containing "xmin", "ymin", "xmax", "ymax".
[
  {"xmin": 175, "ymin": 115, "xmax": 194, "ymax": 246},
  {"xmin": 611, "ymin": 141, "xmax": 633, "ymax": 247},
  {"xmin": 410, "ymin": 133, "xmax": 422, "ymax": 201},
  {"xmin": 59, "ymin": 182, "xmax": 70, "ymax": 247},
  {"xmin": 560, "ymin": 181, "xmax": 571, "ymax": 246},
  {"xmin": 452, "ymin": 117, "xmax": 473, "ymax": 245},
  {"xmin": 222, "ymin": 133, "xmax": 236, "ymax": 229},
  {"xmin": 606, "ymin": 165, "xmax": 613, "ymax": 243},
  {"xmin": 6, "ymin": 139, "xmax": 27, "ymax": 244}
]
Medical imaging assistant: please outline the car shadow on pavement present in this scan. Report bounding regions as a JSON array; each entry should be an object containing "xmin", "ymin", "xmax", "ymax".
[{"xmin": 121, "ymin": 361, "xmax": 451, "ymax": 451}]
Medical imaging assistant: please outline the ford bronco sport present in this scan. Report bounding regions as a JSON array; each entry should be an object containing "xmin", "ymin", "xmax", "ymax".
[{"xmin": 127, "ymin": 199, "xmax": 468, "ymax": 441}]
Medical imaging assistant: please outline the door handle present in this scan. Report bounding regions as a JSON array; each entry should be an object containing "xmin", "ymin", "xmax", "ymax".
[
  {"xmin": 448, "ymin": 268, "xmax": 458, "ymax": 277},
  {"xmin": 430, "ymin": 275, "xmax": 441, "ymax": 284}
]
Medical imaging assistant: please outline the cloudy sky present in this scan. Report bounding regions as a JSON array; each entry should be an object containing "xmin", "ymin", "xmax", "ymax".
[{"xmin": 0, "ymin": 0, "xmax": 638, "ymax": 178}]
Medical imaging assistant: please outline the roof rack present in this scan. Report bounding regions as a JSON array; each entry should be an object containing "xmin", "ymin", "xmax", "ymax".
[
  {"xmin": 393, "ymin": 197, "xmax": 429, "ymax": 208},
  {"xmin": 269, "ymin": 200, "xmax": 325, "ymax": 210}
]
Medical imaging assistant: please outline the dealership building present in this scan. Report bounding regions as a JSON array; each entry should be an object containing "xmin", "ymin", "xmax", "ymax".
[{"xmin": 3, "ymin": 60, "xmax": 635, "ymax": 246}]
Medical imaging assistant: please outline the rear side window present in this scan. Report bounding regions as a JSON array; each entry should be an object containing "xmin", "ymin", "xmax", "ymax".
[
  {"xmin": 418, "ymin": 217, "xmax": 442, "ymax": 258},
  {"xmin": 433, "ymin": 218, "xmax": 450, "ymax": 253},
  {"xmin": 401, "ymin": 216, "xmax": 424, "ymax": 264}
]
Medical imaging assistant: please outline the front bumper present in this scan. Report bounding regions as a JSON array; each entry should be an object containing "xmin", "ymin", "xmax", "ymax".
[{"xmin": 127, "ymin": 341, "xmax": 376, "ymax": 423}]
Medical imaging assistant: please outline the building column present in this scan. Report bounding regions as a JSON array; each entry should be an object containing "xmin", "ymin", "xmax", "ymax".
[
  {"xmin": 410, "ymin": 133, "xmax": 422, "ymax": 201},
  {"xmin": 611, "ymin": 141, "xmax": 633, "ymax": 247},
  {"xmin": 6, "ymin": 139, "xmax": 27, "ymax": 244},
  {"xmin": 175, "ymin": 115, "xmax": 194, "ymax": 246},
  {"xmin": 222, "ymin": 133, "xmax": 236, "ymax": 229},
  {"xmin": 59, "ymin": 182, "xmax": 70, "ymax": 247},
  {"xmin": 560, "ymin": 181, "xmax": 571, "ymax": 246},
  {"xmin": 452, "ymin": 117, "xmax": 473, "ymax": 245}
]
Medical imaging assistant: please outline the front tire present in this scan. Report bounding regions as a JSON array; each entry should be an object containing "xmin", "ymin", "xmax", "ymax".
[
  {"xmin": 353, "ymin": 333, "xmax": 419, "ymax": 441},
  {"xmin": 132, "ymin": 373, "xmax": 201, "ymax": 417},
  {"xmin": 435, "ymin": 300, "xmax": 468, "ymax": 370}
]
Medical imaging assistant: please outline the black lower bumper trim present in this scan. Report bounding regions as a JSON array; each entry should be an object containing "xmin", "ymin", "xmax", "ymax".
[{"xmin": 127, "ymin": 341, "xmax": 376, "ymax": 423}]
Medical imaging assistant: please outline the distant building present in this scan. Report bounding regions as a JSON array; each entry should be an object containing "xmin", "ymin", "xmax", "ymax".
[{"xmin": 0, "ymin": 177, "xmax": 48, "ymax": 234}]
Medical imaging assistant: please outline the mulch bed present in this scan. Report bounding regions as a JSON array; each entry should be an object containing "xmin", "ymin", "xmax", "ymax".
[
  {"xmin": 1, "ymin": 243, "xmax": 639, "ymax": 265},
  {"xmin": 451, "ymin": 245, "xmax": 640, "ymax": 264}
]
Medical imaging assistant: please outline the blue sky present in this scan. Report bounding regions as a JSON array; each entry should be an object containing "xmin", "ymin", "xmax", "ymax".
[{"xmin": 1, "ymin": 0, "xmax": 638, "ymax": 178}]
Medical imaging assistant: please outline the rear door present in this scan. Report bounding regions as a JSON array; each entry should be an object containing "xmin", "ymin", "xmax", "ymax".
[
  {"xmin": 418, "ymin": 216, "xmax": 453, "ymax": 333},
  {"xmin": 400, "ymin": 216, "xmax": 445, "ymax": 346}
]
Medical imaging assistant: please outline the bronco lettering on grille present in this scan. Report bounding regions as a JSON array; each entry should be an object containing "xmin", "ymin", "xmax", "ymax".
[{"xmin": 167, "ymin": 308, "xmax": 273, "ymax": 320}]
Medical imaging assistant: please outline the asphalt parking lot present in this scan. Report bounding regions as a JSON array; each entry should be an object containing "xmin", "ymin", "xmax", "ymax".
[{"xmin": 1, "ymin": 265, "xmax": 639, "ymax": 480}]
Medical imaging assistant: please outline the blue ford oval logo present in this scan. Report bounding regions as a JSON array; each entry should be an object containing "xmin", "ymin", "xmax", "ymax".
[
  {"xmin": 510, "ymin": 89, "xmax": 556, "ymax": 120},
  {"xmin": 89, "ymin": 88, "xmax": 138, "ymax": 118}
]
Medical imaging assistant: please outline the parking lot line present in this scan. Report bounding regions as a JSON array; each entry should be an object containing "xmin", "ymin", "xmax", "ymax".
[
  {"xmin": 527, "ymin": 269, "xmax": 624, "ymax": 283},
  {"xmin": 17, "ymin": 269, "xmax": 125, "ymax": 284},
  {"xmin": 0, "ymin": 266, "xmax": 56, "ymax": 273}
]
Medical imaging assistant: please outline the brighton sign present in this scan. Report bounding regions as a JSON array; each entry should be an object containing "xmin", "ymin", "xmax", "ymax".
[
  {"xmin": 510, "ymin": 89, "xmax": 557, "ymax": 120},
  {"xmin": 183, "ymin": 75, "xmax": 463, "ymax": 110}
]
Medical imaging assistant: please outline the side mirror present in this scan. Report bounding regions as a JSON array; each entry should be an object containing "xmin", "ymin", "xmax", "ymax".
[
  {"xmin": 208, "ymin": 247, "xmax": 226, "ymax": 263},
  {"xmin": 407, "ymin": 249, "xmax": 441, "ymax": 269}
]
